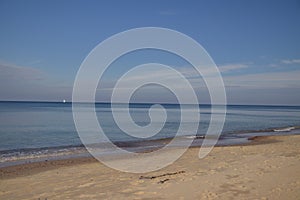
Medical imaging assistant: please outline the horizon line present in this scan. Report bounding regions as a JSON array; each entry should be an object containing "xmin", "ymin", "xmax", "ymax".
[{"xmin": 0, "ymin": 100, "xmax": 300, "ymax": 107}]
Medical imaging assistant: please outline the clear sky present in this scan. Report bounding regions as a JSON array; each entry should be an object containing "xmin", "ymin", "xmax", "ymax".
[{"xmin": 0, "ymin": 0, "xmax": 300, "ymax": 105}]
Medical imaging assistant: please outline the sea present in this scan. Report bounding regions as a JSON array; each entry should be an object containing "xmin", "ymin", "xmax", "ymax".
[{"xmin": 0, "ymin": 101, "xmax": 299, "ymax": 167}]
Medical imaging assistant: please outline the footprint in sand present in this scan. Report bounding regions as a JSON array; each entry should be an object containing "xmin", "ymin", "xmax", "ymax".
[{"xmin": 77, "ymin": 182, "xmax": 94, "ymax": 188}]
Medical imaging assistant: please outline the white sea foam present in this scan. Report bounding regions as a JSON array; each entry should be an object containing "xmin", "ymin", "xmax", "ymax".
[
  {"xmin": 273, "ymin": 126, "xmax": 295, "ymax": 132},
  {"xmin": 184, "ymin": 135, "xmax": 205, "ymax": 139}
]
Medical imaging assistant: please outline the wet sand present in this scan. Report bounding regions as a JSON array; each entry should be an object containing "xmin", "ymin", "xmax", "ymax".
[{"xmin": 1, "ymin": 135, "xmax": 300, "ymax": 199}]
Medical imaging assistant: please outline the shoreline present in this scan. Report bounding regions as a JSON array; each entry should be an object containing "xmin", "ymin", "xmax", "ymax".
[
  {"xmin": 1, "ymin": 134, "xmax": 300, "ymax": 199},
  {"xmin": 0, "ymin": 134, "xmax": 289, "ymax": 179},
  {"xmin": 1, "ymin": 126, "xmax": 299, "ymax": 168}
]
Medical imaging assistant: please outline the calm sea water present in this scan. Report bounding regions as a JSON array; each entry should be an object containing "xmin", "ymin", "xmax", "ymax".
[{"xmin": 0, "ymin": 101, "xmax": 299, "ymax": 164}]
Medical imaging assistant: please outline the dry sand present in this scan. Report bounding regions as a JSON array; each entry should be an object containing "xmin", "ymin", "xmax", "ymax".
[{"xmin": 1, "ymin": 135, "xmax": 300, "ymax": 199}]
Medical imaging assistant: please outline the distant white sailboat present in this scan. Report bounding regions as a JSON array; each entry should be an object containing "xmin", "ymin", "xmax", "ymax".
[{"xmin": 63, "ymin": 99, "xmax": 66, "ymax": 103}]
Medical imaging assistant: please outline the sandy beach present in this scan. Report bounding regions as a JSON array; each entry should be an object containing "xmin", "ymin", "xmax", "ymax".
[{"xmin": 1, "ymin": 134, "xmax": 299, "ymax": 200}]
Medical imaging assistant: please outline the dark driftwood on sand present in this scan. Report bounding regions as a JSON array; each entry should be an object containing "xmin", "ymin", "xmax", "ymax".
[
  {"xmin": 139, "ymin": 170, "xmax": 185, "ymax": 180},
  {"xmin": 158, "ymin": 178, "xmax": 170, "ymax": 184}
]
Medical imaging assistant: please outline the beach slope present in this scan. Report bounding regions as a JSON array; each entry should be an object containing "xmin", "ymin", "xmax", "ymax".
[{"xmin": 1, "ymin": 135, "xmax": 300, "ymax": 199}]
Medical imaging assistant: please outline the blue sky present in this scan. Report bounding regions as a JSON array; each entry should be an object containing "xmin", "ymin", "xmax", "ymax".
[{"xmin": 0, "ymin": 0, "xmax": 300, "ymax": 104}]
